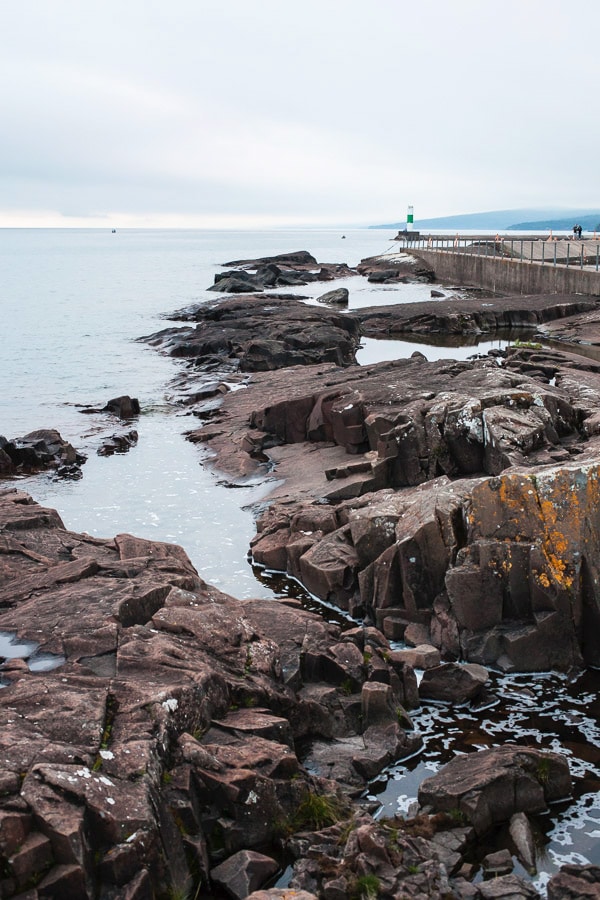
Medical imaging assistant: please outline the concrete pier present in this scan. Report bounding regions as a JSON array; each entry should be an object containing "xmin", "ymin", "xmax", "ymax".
[{"xmin": 402, "ymin": 236, "xmax": 600, "ymax": 297}]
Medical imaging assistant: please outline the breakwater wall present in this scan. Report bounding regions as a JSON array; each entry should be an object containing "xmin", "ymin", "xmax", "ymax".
[{"xmin": 411, "ymin": 249, "xmax": 600, "ymax": 297}]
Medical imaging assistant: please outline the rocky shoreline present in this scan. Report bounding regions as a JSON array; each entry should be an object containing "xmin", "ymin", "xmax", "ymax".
[{"xmin": 2, "ymin": 250, "xmax": 600, "ymax": 898}]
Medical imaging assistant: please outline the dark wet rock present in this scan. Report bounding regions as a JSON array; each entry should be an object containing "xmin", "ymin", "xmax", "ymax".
[
  {"xmin": 210, "ymin": 849, "xmax": 279, "ymax": 899},
  {"xmin": 0, "ymin": 429, "xmax": 85, "ymax": 478},
  {"xmin": 0, "ymin": 443, "xmax": 15, "ymax": 476},
  {"xmin": 419, "ymin": 662, "xmax": 489, "ymax": 704},
  {"xmin": 207, "ymin": 252, "xmax": 357, "ymax": 293},
  {"xmin": 79, "ymin": 395, "xmax": 141, "ymax": 420},
  {"xmin": 316, "ymin": 288, "xmax": 349, "ymax": 307},
  {"xmin": 225, "ymin": 251, "xmax": 319, "ymax": 268},
  {"xmin": 547, "ymin": 863, "xmax": 600, "ymax": 899},
  {"xmin": 102, "ymin": 395, "xmax": 140, "ymax": 418},
  {"xmin": 144, "ymin": 294, "xmax": 361, "ymax": 374},
  {"xmin": 210, "ymin": 271, "xmax": 271, "ymax": 293},
  {"xmin": 418, "ymin": 745, "xmax": 571, "ymax": 835},
  {"xmin": 97, "ymin": 429, "xmax": 138, "ymax": 456}
]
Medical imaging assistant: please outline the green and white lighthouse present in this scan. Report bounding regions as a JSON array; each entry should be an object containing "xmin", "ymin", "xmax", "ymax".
[{"xmin": 406, "ymin": 205, "xmax": 414, "ymax": 231}]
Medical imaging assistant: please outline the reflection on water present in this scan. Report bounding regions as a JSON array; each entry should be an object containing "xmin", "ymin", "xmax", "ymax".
[
  {"xmin": 357, "ymin": 329, "xmax": 531, "ymax": 366},
  {"xmin": 542, "ymin": 338, "xmax": 600, "ymax": 364},
  {"xmin": 357, "ymin": 329, "xmax": 600, "ymax": 369},
  {"xmin": 252, "ymin": 565, "xmax": 356, "ymax": 628}
]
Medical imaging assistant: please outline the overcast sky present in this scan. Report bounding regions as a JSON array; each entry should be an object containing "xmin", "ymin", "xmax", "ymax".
[{"xmin": 2, "ymin": 0, "xmax": 599, "ymax": 228}]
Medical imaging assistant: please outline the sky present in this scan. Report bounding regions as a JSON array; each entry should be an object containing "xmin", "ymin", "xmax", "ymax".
[{"xmin": 2, "ymin": 0, "xmax": 599, "ymax": 228}]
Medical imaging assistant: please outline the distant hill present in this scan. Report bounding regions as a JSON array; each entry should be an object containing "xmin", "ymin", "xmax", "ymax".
[
  {"xmin": 370, "ymin": 208, "xmax": 600, "ymax": 231},
  {"xmin": 507, "ymin": 214, "xmax": 600, "ymax": 232}
]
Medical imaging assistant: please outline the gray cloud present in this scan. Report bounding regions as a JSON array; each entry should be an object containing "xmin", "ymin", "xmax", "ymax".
[{"xmin": 2, "ymin": 0, "xmax": 599, "ymax": 226}]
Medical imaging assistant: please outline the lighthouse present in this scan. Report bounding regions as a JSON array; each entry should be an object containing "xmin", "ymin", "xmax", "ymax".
[{"xmin": 393, "ymin": 205, "xmax": 420, "ymax": 243}]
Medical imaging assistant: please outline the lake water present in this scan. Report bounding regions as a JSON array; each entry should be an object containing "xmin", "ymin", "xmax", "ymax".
[{"xmin": 1, "ymin": 228, "xmax": 598, "ymax": 893}]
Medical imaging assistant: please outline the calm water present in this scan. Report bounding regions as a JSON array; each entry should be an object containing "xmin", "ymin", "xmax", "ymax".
[
  {"xmin": 1, "ymin": 228, "xmax": 598, "ymax": 893},
  {"xmin": 1, "ymin": 228, "xmax": 391, "ymax": 593}
]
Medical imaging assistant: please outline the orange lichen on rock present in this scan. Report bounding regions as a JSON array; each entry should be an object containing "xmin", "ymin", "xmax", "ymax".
[{"xmin": 468, "ymin": 463, "xmax": 600, "ymax": 593}]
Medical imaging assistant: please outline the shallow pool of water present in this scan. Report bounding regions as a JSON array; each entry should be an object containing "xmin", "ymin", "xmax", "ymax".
[
  {"xmin": 0, "ymin": 631, "xmax": 65, "ymax": 679},
  {"xmin": 367, "ymin": 668, "xmax": 600, "ymax": 893},
  {"xmin": 357, "ymin": 333, "xmax": 513, "ymax": 365},
  {"xmin": 25, "ymin": 409, "xmax": 278, "ymax": 600}
]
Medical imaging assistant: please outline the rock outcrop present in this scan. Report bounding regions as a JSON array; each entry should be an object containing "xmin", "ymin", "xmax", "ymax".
[
  {"xmin": 208, "ymin": 251, "xmax": 357, "ymax": 293},
  {"xmin": 316, "ymin": 287, "xmax": 349, "ymax": 307},
  {"xmin": 418, "ymin": 745, "xmax": 571, "ymax": 835},
  {"xmin": 173, "ymin": 332, "xmax": 600, "ymax": 670},
  {"xmin": 4, "ymin": 266, "xmax": 599, "ymax": 894},
  {"xmin": 284, "ymin": 809, "xmax": 543, "ymax": 900},
  {"xmin": 251, "ymin": 459, "xmax": 600, "ymax": 672},
  {"xmin": 144, "ymin": 294, "xmax": 361, "ymax": 372},
  {"xmin": 547, "ymin": 864, "xmax": 600, "ymax": 899},
  {"xmin": 0, "ymin": 429, "xmax": 85, "ymax": 479},
  {"xmin": 357, "ymin": 252, "xmax": 436, "ymax": 284}
]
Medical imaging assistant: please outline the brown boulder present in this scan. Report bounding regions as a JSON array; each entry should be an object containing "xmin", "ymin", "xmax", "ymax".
[
  {"xmin": 102, "ymin": 396, "xmax": 140, "ymax": 418},
  {"xmin": 418, "ymin": 662, "xmax": 489, "ymax": 704},
  {"xmin": 418, "ymin": 745, "xmax": 571, "ymax": 834},
  {"xmin": 211, "ymin": 850, "xmax": 279, "ymax": 899}
]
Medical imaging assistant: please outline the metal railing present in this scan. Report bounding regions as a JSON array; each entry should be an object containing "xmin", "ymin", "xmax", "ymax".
[{"xmin": 398, "ymin": 236, "xmax": 600, "ymax": 271}]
